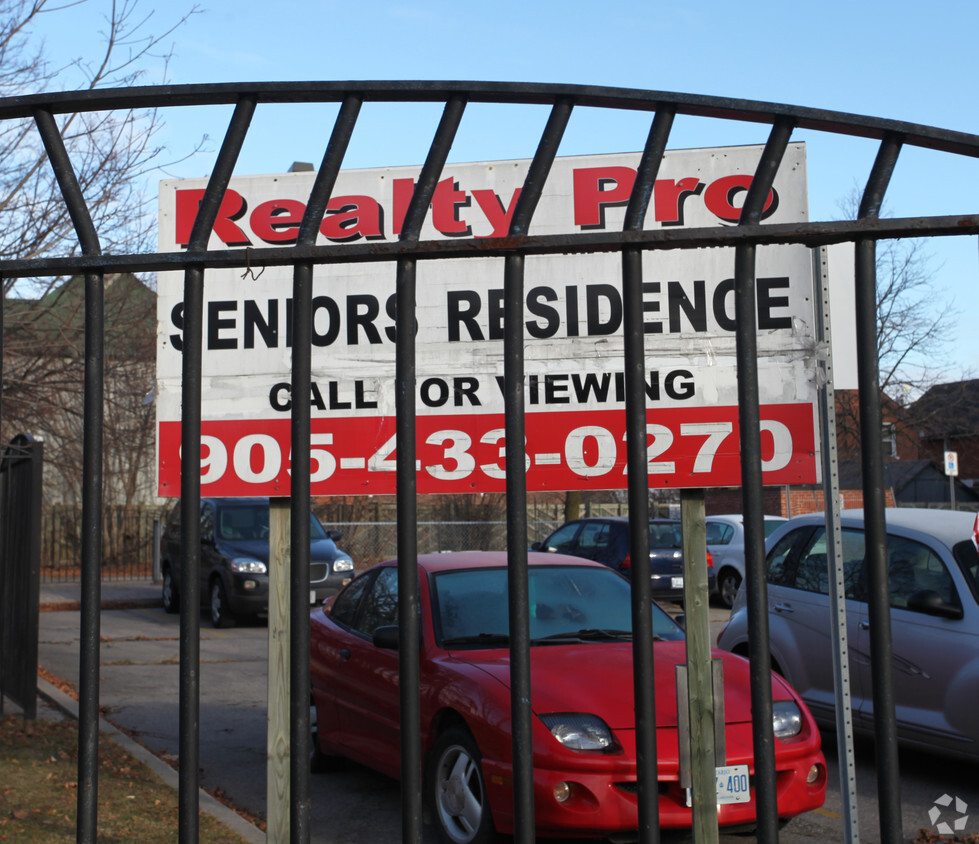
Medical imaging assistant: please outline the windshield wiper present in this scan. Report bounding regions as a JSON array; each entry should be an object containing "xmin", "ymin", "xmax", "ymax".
[
  {"xmin": 441, "ymin": 632, "xmax": 510, "ymax": 647},
  {"xmin": 532, "ymin": 628, "xmax": 633, "ymax": 643}
]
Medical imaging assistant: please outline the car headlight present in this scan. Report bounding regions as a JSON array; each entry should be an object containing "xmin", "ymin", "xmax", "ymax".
[
  {"xmin": 230, "ymin": 559, "xmax": 267, "ymax": 574},
  {"xmin": 539, "ymin": 713, "xmax": 614, "ymax": 752},
  {"xmin": 333, "ymin": 558, "xmax": 354, "ymax": 573},
  {"xmin": 772, "ymin": 700, "xmax": 803, "ymax": 739}
]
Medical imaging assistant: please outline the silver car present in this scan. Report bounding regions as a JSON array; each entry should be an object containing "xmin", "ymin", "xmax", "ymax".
[
  {"xmin": 707, "ymin": 514, "xmax": 787, "ymax": 608},
  {"xmin": 717, "ymin": 508, "xmax": 979, "ymax": 761}
]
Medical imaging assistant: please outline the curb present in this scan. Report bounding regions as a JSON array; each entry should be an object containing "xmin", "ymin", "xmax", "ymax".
[
  {"xmin": 36, "ymin": 676, "xmax": 265, "ymax": 844},
  {"xmin": 39, "ymin": 598, "xmax": 163, "ymax": 613}
]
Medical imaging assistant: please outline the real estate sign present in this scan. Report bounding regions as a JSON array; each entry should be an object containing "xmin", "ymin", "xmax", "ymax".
[{"xmin": 157, "ymin": 143, "xmax": 819, "ymax": 497}]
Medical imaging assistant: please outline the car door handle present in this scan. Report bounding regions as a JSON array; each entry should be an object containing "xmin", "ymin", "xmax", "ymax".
[
  {"xmin": 859, "ymin": 621, "xmax": 870, "ymax": 630},
  {"xmin": 773, "ymin": 603, "xmax": 795, "ymax": 614},
  {"xmin": 339, "ymin": 649, "xmax": 351, "ymax": 661}
]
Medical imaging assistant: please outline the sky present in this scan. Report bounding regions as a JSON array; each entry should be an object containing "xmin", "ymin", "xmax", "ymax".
[{"xmin": 32, "ymin": 0, "xmax": 979, "ymax": 385}]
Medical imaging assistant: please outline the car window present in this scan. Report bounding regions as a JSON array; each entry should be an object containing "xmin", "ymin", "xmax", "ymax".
[
  {"xmin": 766, "ymin": 528, "xmax": 807, "ymax": 586},
  {"xmin": 886, "ymin": 535, "xmax": 959, "ymax": 610},
  {"xmin": 200, "ymin": 503, "xmax": 215, "ymax": 542},
  {"xmin": 542, "ymin": 523, "xmax": 581, "ymax": 552},
  {"xmin": 218, "ymin": 504, "xmax": 268, "ymax": 540},
  {"xmin": 705, "ymin": 521, "xmax": 734, "ymax": 545},
  {"xmin": 764, "ymin": 519, "xmax": 787, "ymax": 538},
  {"xmin": 357, "ymin": 568, "xmax": 399, "ymax": 636},
  {"xmin": 649, "ymin": 522, "xmax": 681, "ymax": 548},
  {"xmin": 329, "ymin": 570, "xmax": 376, "ymax": 628},
  {"xmin": 576, "ymin": 522, "xmax": 611, "ymax": 552},
  {"xmin": 953, "ymin": 539, "xmax": 979, "ymax": 602},
  {"xmin": 790, "ymin": 528, "xmax": 865, "ymax": 597},
  {"xmin": 431, "ymin": 565, "xmax": 685, "ymax": 647}
]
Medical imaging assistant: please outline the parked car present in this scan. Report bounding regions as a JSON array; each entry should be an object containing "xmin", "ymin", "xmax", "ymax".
[
  {"xmin": 531, "ymin": 516, "xmax": 713, "ymax": 601},
  {"xmin": 717, "ymin": 508, "xmax": 979, "ymax": 762},
  {"xmin": 707, "ymin": 514, "xmax": 788, "ymax": 608},
  {"xmin": 310, "ymin": 551, "xmax": 827, "ymax": 841},
  {"xmin": 159, "ymin": 497, "xmax": 354, "ymax": 628}
]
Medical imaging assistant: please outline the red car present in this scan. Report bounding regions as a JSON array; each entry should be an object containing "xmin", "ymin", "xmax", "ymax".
[{"xmin": 310, "ymin": 551, "xmax": 826, "ymax": 842}]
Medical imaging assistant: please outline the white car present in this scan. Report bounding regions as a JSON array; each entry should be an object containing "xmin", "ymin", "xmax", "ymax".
[
  {"xmin": 717, "ymin": 508, "xmax": 979, "ymax": 762},
  {"xmin": 707, "ymin": 514, "xmax": 788, "ymax": 608}
]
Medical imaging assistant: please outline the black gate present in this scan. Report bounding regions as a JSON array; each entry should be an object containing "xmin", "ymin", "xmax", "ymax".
[
  {"xmin": 0, "ymin": 433, "xmax": 43, "ymax": 719},
  {"xmin": 1, "ymin": 82, "xmax": 978, "ymax": 844}
]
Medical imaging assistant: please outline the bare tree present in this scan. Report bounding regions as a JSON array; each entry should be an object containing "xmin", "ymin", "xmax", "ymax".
[
  {"xmin": 837, "ymin": 191, "xmax": 957, "ymax": 400},
  {"xmin": 3, "ymin": 273, "xmax": 157, "ymax": 505},
  {"xmin": 0, "ymin": 0, "xmax": 197, "ymax": 506},
  {"xmin": 0, "ymin": 0, "xmax": 200, "ymax": 297},
  {"xmin": 873, "ymin": 237, "xmax": 957, "ymax": 401},
  {"xmin": 833, "ymin": 191, "xmax": 962, "ymax": 460}
]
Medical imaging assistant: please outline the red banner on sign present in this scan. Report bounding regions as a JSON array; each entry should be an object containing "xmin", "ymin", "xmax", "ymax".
[{"xmin": 157, "ymin": 403, "xmax": 816, "ymax": 497}]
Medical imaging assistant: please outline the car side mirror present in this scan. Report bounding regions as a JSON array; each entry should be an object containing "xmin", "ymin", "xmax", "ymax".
[
  {"xmin": 372, "ymin": 625, "xmax": 400, "ymax": 650},
  {"xmin": 906, "ymin": 589, "xmax": 963, "ymax": 619},
  {"xmin": 530, "ymin": 541, "xmax": 542, "ymax": 551},
  {"xmin": 327, "ymin": 529, "xmax": 342, "ymax": 541}
]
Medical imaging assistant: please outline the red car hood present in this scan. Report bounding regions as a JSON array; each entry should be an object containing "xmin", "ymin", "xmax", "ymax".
[{"xmin": 460, "ymin": 641, "xmax": 784, "ymax": 730}]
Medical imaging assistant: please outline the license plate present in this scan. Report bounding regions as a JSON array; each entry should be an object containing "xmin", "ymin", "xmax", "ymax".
[
  {"xmin": 671, "ymin": 576, "xmax": 684, "ymax": 589},
  {"xmin": 715, "ymin": 765, "xmax": 751, "ymax": 804}
]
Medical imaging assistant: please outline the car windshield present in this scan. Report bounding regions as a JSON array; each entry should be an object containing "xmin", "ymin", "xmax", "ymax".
[
  {"xmin": 764, "ymin": 519, "xmax": 786, "ymax": 537},
  {"xmin": 217, "ymin": 504, "xmax": 329, "ymax": 541},
  {"xmin": 432, "ymin": 565, "xmax": 684, "ymax": 648},
  {"xmin": 649, "ymin": 523, "xmax": 681, "ymax": 549}
]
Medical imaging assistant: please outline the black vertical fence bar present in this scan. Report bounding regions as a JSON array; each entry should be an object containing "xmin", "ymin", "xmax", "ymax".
[
  {"xmin": 290, "ymin": 93, "xmax": 362, "ymax": 844},
  {"xmin": 735, "ymin": 116, "xmax": 794, "ymax": 843},
  {"xmin": 855, "ymin": 134, "xmax": 903, "ymax": 844},
  {"xmin": 503, "ymin": 97, "xmax": 573, "ymax": 844},
  {"xmin": 179, "ymin": 95, "xmax": 257, "ymax": 844},
  {"xmin": 396, "ymin": 94, "xmax": 467, "ymax": 844},
  {"xmin": 32, "ymin": 106, "xmax": 105, "ymax": 844},
  {"xmin": 622, "ymin": 104, "xmax": 675, "ymax": 844}
]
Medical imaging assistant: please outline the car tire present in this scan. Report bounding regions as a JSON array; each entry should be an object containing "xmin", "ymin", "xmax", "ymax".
[
  {"xmin": 428, "ymin": 726, "xmax": 495, "ymax": 844},
  {"xmin": 717, "ymin": 568, "xmax": 742, "ymax": 609},
  {"xmin": 161, "ymin": 566, "xmax": 180, "ymax": 614},
  {"xmin": 210, "ymin": 578, "xmax": 236, "ymax": 628}
]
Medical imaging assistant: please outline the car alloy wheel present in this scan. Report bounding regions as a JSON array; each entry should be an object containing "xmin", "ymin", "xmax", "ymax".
[
  {"xmin": 162, "ymin": 567, "xmax": 179, "ymax": 614},
  {"xmin": 429, "ymin": 727, "xmax": 494, "ymax": 844},
  {"xmin": 718, "ymin": 568, "xmax": 742, "ymax": 609},
  {"xmin": 210, "ymin": 578, "xmax": 235, "ymax": 628}
]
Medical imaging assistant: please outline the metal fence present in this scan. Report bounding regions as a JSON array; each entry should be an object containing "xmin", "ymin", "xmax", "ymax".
[
  {"xmin": 333, "ymin": 519, "xmax": 562, "ymax": 567},
  {"xmin": 2, "ymin": 80, "xmax": 978, "ymax": 844},
  {"xmin": 40, "ymin": 505, "xmax": 164, "ymax": 581}
]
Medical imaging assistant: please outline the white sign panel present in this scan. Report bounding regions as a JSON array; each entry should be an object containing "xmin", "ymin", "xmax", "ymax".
[{"xmin": 157, "ymin": 144, "xmax": 819, "ymax": 497}]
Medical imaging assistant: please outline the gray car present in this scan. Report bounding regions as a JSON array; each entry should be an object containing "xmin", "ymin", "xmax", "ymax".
[
  {"xmin": 717, "ymin": 508, "xmax": 979, "ymax": 761},
  {"xmin": 707, "ymin": 514, "xmax": 788, "ymax": 608}
]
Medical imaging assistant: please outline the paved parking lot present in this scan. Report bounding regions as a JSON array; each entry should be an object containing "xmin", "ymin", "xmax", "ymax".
[{"xmin": 33, "ymin": 582, "xmax": 979, "ymax": 843}]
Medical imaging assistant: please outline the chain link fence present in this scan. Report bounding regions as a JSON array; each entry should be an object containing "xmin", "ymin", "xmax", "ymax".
[
  {"xmin": 38, "ymin": 506, "xmax": 571, "ymax": 581},
  {"xmin": 333, "ymin": 517, "xmax": 567, "ymax": 569}
]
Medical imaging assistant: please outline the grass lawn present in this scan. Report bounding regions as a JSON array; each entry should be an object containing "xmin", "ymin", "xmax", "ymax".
[{"xmin": 0, "ymin": 712, "xmax": 255, "ymax": 842}]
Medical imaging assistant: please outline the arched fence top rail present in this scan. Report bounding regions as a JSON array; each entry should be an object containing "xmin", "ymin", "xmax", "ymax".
[
  {"xmin": 4, "ymin": 80, "xmax": 979, "ymax": 158},
  {"xmin": 1, "ymin": 81, "xmax": 979, "ymax": 279}
]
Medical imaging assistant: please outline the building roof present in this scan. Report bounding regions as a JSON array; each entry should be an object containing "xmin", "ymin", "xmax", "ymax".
[
  {"xmin": 838, "ymin": 459, "xmax": 979, "ymax": 503},
  {"xmin": 914, "ymin": 379, "xmax": 979, "ymax": 439}
]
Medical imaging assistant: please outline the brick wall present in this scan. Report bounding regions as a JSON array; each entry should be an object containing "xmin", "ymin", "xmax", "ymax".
[{"xmin": 706, "ymin": 486, "xmax": 895, "ymax": 517}]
